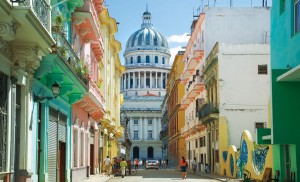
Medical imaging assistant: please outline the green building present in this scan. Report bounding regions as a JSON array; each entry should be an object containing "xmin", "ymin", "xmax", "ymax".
[{"xmin": 271, "ymin": 1, "xmax": 300, "ymax": 181}]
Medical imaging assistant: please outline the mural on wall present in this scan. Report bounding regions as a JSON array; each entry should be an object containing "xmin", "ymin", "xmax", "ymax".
[
  {"xmin": 237, "ymin": 140, "xmax": 248, "ymax": 177},
  {"xmin": 223, "ymin": 151, "xmax": 228, "ymax": 163},
  {"xmin": 230, "ymin": 154, "xmax": 234, "ymax": 176},
  {"xmin": 252, "ymin": 146, "xmax": 269, "ymax": 175}
]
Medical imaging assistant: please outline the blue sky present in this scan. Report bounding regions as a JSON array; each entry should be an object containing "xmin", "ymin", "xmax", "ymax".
[{"xmin": 106, "ymin": 0, "xmax": 271, "ymax": 64}]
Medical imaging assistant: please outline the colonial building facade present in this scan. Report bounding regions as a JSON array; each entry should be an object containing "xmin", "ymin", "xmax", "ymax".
[{"xmin": 121, "ymin": 9, "xmax": 170, "ymax": 160}]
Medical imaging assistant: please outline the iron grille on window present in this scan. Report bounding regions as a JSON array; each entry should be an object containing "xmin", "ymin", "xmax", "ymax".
[
  {"xmin": 258, "ymin": 65, "xmax": 268, "ymax": 74},
  {"xmin": 0, "ymin": 72, "xmax": 8, "ymax": 172}
]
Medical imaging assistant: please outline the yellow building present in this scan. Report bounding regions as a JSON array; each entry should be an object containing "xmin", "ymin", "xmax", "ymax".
[
  {"xmin": 99, "ymin": 7, "xmax": 125, "ymax": 171},
  {"xmin": 166, "ymin": 51, "xmax": 186, "ymax": 166}
]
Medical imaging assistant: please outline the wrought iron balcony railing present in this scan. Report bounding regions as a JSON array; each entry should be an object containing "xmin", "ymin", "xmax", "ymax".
[
  {"xmin": 198, "ymin": 103, "xmax": 219, "ymax": 120},
  {"xmin": 12, "ymin": 0, "xmax": 50, "ymax": 31},
  {"xmin": 54, "ymin": 33, "xmax": 89, "ymax": 85}
]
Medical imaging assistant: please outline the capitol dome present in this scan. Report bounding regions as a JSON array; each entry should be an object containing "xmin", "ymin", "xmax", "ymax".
[{"xmin": 124, "ymin": 10, "xmax": 170, "ymax": 55}]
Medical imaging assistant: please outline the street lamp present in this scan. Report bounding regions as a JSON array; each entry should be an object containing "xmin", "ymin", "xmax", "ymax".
[{"xmin": 33, "ymin": 82, "xmax": 61, "ymax": 102}]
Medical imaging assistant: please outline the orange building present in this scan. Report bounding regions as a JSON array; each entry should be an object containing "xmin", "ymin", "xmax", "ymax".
[{"xmin": 167, "ymin": 51, "xmax": 186, "ymax": 166}]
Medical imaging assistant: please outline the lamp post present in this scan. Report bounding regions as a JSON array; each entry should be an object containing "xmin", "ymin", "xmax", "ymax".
[{"xmin": 188, "ymin": 121, "xmax": 190, "ymax": 169}]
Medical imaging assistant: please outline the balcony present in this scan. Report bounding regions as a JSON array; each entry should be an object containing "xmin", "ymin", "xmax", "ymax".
[
  {"xmin": 54, "ymin": 33, "xmax": 88, "ymax": 86},
  {"xmin": 7, "ymin": 0, "xmax": 55, "ymax": 53},
  {"xmin": 198, "ymin": 103, "xmax": 219, "ymax": 124},
  {"xmin": 125, "ymin": 63, "xmax": 171, "ymax": 69},
  {"xmin": 74, "ymin": 0, "xmax": 104, "ymax": 60}
]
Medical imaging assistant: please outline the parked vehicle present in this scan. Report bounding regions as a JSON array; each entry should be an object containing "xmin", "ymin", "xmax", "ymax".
[{"xmin": 145, "ymin": 159, "xmax": 159, "ymax": 170}]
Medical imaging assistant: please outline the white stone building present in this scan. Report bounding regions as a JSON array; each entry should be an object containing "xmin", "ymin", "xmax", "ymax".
[{"xmin": 121, "ymin": 9, "xmax": 171, "ymax": 160}]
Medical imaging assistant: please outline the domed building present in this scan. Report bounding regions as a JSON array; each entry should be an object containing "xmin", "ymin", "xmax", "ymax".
[{"xmin": 120, "ymin": 8, "xmax": 171, "ymax": 161}]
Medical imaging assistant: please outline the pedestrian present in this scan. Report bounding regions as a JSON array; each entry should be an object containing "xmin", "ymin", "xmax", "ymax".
[
  {"xmin": 103, "ymin": 156, "xmax": 111, "ymax": 176},
  {"xmin": 191, "ymin": 157, "xmax": 197, "ymax": 173},
  {"xmin": 205, "ymin": 163, "xmax": 210, "ymax": 173},
  {"xmin": 120, "ymin": 158, "xmax": 127, "ymax": 178},
  {"xmin": 134, "ymin": 158, "xmax": 139, "ymax": 170},
  {"xmin": 126, "ymin": 159, "xmax": 132, "ymax": 175},
  {"xmin": 177, "ymin": 156, "xmax": 188, "ymax": 179}
]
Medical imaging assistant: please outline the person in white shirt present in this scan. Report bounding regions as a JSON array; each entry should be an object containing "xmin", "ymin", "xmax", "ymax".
[
  {"xmin": 191, "ymin": 158, "xmax": 197, "ymax": 173},
  {"xmin": 104, "ymin": 156, "xmax": 111, "ymax": 176}
]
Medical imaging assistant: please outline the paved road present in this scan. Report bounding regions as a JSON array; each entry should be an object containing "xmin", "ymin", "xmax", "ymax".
[{"xmin": 107, "ymin": 169, "xmax": 220, "ymax": 182}]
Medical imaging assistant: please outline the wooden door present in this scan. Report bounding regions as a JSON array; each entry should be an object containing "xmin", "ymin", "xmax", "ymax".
[
  {"xmin": 58, "ymin": 142, "xmax": 66, "ymax": 182},
  {"xmin": 90, "ymin": 144, "xmax": 94, "ymax": 174}
]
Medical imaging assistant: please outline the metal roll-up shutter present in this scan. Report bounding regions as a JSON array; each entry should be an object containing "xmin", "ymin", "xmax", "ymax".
[
  {"xmin": 48, "ymin": 108, "xmax": 58, "ymax": 182},
  {"xmin": 58, "ymin": 113, "xmax": 67, "ymax": 143}
]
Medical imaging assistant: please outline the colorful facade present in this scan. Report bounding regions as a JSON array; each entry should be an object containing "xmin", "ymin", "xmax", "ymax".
[
  {"xmin": 71, "ymin": 0, "xmax": 105, "ymax": 181},
  {"xmin": 270, "ymin": 1, "xmax": 300, "ymax": 181},
  {"xmin": 180, "ymin": 13, "xmax": 206, "ymax": 171},
  {"xmin": 0, "ymin": 0, "xmax": 55, "ymax": 181},
  {"xmin": 99, "ymin": 7, "xmax": 125, "ymax": 170},
  {"xmin": 167, "ymin": 51, "xmax": 187, "ymax": 166}
]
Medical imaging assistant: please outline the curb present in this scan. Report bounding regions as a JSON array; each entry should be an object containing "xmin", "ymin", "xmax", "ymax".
[{"xmin": 187, "ymin": 169, "xmax": 228, "ymax": 182}]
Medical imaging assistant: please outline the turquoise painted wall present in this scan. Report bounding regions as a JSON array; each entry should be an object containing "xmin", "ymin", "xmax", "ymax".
[
  {"xmin": 271, "ymin": 1, "xmax": 300, "ymax": 69},
  {"xmin": 271, "ymin": 1, "xmax": 300, "ymax": 181}
]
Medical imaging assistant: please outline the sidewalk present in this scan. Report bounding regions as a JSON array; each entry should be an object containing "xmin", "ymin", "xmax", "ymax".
[
  {"xmin": 82, "ymin": 174, "xmax": 112, "ymax": 182},
  {"xmin": 187, "ymin": 169, "xmax": 231, "ymax": 181}
]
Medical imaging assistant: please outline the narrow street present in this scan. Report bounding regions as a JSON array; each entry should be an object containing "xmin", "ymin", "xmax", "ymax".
[{"xmin": 84, "ymin": 168, "xmax": 223, "ymax": 182}]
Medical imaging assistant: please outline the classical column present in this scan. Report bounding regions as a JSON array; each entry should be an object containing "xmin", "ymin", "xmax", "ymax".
[
  {"xmin": 133, "ymin": 72, "xmax": 136, "ymax": 88},
  {"xmin": 130, "ymin": 117, "xmax": 133, "ymax": 140},
  {"xmin": 144, "ymin": 71, "xmax": 146, "ymax": 88},
  {"xmin": 155, "ymin": 71, "xmax": 158, "ymax": 88},
  {"xmin": 144, "ymin": 117, "xmax": 148, "ymax": 140},
  {"xmin": 127, "ymin": 72, "xmax": 130, "ymax": 89},
  {"xmin": 154, "ymin": 117, "xmax": 157, "ymax": 140},
  {"xmin": 138, "ymin": 71, "xmax": 141, "ymax": 89},
  {"xmin": 124, "ymin": 73, "xmax": 127, "ymax": 89},
  {"xmin": 160, "ymin": 72, "xmax": 163, "ymax": 89},
  {"xmin": 150, "ymin": 71, "xmax": 152, "ymax": 89},
  {"xmin": 139, "ymin": 117, "xmax": 143, "ymax": 140}
]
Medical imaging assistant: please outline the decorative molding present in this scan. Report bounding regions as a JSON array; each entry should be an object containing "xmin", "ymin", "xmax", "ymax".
[
  {"xmin": 12, "ymin": 45, "xmax": 40, "ymax": 94},
  {"xmin": 0, "ymin": 20, "xmax": 19, "ymax": 41},
  {"xmin": 0, "ymin": 38, "xmax": 12, "ymax": 60}
]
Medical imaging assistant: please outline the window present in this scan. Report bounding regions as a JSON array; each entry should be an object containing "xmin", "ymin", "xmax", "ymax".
[
  {"xmin": 134, "ymin": 119, "xmax": 138, "ymax": 125},
  {"xmin": 255, "ymin": 122, "xmax": 266, "ymax": 129},
  {"xmin": 130, "ymin": 57, "xmax": 133, "ymax": 64},
  {"xmin": 195, "ymin": 139, "xmax": 198, "ymax": 148},
  {"xmin": 148, "ymin": 130, "xmax": 153, "ymax": 139},
  {"xmin": 162, "ymin": 57, "xmax": 165, "ymax": 64},
  {"xmin": 280, "ymin": 0, "xmax": 286, "ymax": 14},
  {"xmin": 146, "ymin": 55, "xmax": 150, "ymax": 63},
  {"xmin": 137, "ymin": 56, "xmax": 141, "ymax": 63},
  {"xmin": 148, "ymin": 119, "xmax": 152, "ymax": 125},
  {"xmin": 134, "ymin": 131, "xmax": 139, "ymax": 139},
  {"xmin": 146, "ymin": 78, "xmax": 150, "ymax": 88},
  {"xmin": 215, "ymin": 149, "xmax": 219, "ymax": 163},
  {"xmin": 200, "ymin": 136, "xmax": 206, "ymax": 147},
  {"xmin": 295, "ymin": 0, "xmax": 300, "ymax": 33},
  {"xmin": 258, "ymin": 65, "xmax": 268, "ymax": 74},
  {"xmin": 155, "ymin": 56, "xmax": 158, "ymax": 63}
]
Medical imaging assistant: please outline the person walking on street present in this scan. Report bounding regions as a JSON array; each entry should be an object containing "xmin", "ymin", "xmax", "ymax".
[
  {"xmin": 191, "ymin": 158, "xmax": 197, "ymax": 173},
  {"xmin": 177, "ymin": 156, "xmax": 188, "ymax": 179},
  {"xmin": 103, "ymin": 156, "xmax": 111, "ymax": 176},
  {"xmin": 120, "ymin": 158, "xmax": 127, "ymax": 178},
  {"xmin": 134, "ymin": 158, "xmax": 139, "ymax": 170},
  {"xmin": 126, "ymin": 160, "xmax": 132, "ymax": 175}
]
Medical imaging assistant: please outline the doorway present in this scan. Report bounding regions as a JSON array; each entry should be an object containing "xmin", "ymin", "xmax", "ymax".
[
  {"xmin": 58, "ymin": 142, "xmax": 66, "ymax": 182},
  {"xmin": 90, "ymin": 144, "xmax": 94, "ymax": 175},
  {"xmin": 133, "ymin": 146, "xmax": 139, "ymax": 159},
  {"xmin": 147, "ymin": 147, "xmax": 153, "ymax": 159}
]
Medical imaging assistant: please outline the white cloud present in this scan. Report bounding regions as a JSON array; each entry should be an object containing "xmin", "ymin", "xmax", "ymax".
[
  {"xmin": 169, "ymin": 46, "xmax": 185, "ymax": 65},
  {"xmin": 167, "ymin": 33, "xmax": 190, "ymax": 43}
]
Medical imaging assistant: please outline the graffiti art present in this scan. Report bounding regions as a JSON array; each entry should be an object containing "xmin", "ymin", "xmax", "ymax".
[{"xmin": 252, "ymin": 146, "xmax": 269, "ymax": 175}]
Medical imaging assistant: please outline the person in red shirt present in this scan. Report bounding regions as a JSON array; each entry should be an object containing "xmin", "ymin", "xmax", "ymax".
[
  {"xmin": 177, "ymin": 156, "xmax": 188, "ymax": 179},
  {"xmin": 134, "ymin": 158, "xmax": 139, "ymax": 170}
]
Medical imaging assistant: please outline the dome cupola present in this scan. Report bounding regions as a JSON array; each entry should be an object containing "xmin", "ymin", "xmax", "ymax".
[{"xmin": 124, "ymin": 8, "xmax": 170, "ymax": 56}]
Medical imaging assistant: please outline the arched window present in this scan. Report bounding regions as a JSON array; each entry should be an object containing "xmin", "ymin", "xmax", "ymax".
[
  {"xmin": 147, "ymin": 146, "xmax": 154, "ymax": 158},
  {"xmin": 130, "ymin": 57, "xmax": 133, "ymax": 64},
  {"xmin": 137, "ymin": 56, "xmax": 141, "ymax": 63},
  {"xmin": 146, "ymin": 55, "xmax": 150, "ymax": 63},
  {"xmin": 162, "ymin": 57, "xmax": 165, "ymax": 64},
  {"xmin": 155, "ymin": 56, "xmax": 158, "ymax": 63},
  {"xmin": 133, "ymin": 146, "xmax": 140, "ymax": 159}
]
